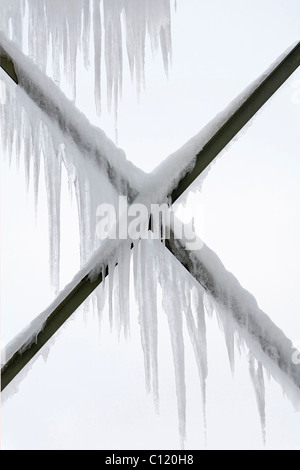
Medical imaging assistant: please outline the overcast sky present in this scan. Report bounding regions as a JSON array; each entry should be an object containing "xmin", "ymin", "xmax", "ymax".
[{"xmin": 1, "ymin": 0, "xmax": 300, "ymax": 450}]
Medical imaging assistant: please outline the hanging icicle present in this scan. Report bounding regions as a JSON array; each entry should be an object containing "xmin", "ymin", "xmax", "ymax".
[
  {"xmin": 0, "ymin": 68, "xmax": 119, "ymax": 293},
  {"xmin": 2, "ymin": 0, "xmax": 296, "ymax": 450},
  {"xmin": 249, "ymin": 355, "xmax": 266, "ymax": 444},
  {"xmin": 0, "ymin": 0, "xmax": 173, "ymax": 117}
]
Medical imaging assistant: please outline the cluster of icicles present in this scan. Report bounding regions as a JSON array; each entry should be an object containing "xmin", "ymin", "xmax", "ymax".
[
  {"xmin": 0, "ymin": 70, "xmax": 267, "ymax": 448},
  {"xmin": 0, "ymin": 0, "xmax": 172, "ymax": 117},
  {"xmin": 1, "ymin": 69, "xmax": 120, "ymax": 292},
  {"xmin": 0, "ymin": 0, "xmax": 268, "ymax": 447}
]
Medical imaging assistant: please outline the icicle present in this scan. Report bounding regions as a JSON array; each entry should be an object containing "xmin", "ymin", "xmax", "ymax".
[
  {"xmin": 66, "ymin": 18, "xmax": 78, "ymax": 101},
  {"xmin": 95, "ymin": 265, "xmax": 107, "ymax": 325},
  {"xmin": 146, "ymin": 239, "xmax": 159, "ymax": 411},
  {"xmin": 249, "ymin": 355, "xmax": 266, "ymax": 445},
  {"xmin": 203, "ymin": 292, "xmax": 215, "ymax": 320},
  {"xmin": 22, "ymin": 110, "xmax": 32, "ymax": 191},
  {"xmin": 114, "ymin": 108, "xmax": 119, "ymax": 146},
  {"xmin": 117, "ymin": 241, "xmax": 131, "ymax": 339},
  {"xmin": 134, "ymin": 239, "xmax": 152, "ymax": 394},
  {"xmin": 82, "ymin": 0, "xmax": 91, "ymax": 70},
  {"xmin": 222, "ymin": 315, "xmax": 235, "ymax": 375},
  {"xmin": 133, "ymin": 238, "xmax": 160, "ymax": 411},
  {"xmin": 0, "ymin": 78, "xmax": 8, "ymax": 153},
  {"xmin": 14, "ymin": 106, "xmax": 22, "ymax": 171},
  {"xmin": 158, "ymin": 250, "xmax": 186, "ymax": 448},
  {"xmin": 213, "ymin": 296, "xmax": 236, "ymax": 375},
  {"xmin": 103, "ymin": 0, "xmax": 123, "ymax": 114},
  {"xmin": 124, "ymin": 0, "xmax": 146, "ymax": 97},
  {"xmin": 33, "ymin": 121, "xmax": 42, "ymax": 216},
  {"xmin": 43, "ymin": 131, "xmax": 62, "ymax": 294},
  {"xmin": 1, "ymin": 0, "xmax": 173, "ymax": 115},
  {"xmin": 108, "ymin": 257, "xmax": 116, "ymax": 331},
  {"xmin": 1, "ymin": 60, "xmax": 119, "ymax": 291},
  {"xmin": 6, "ymin": 91, "xmax": 14, "ymax": 167},
  {"xmin": 51, "ymin": 29, "xmax": 61, "ymax": 85},
  {"xmin": 93, "ymin": 0, "xmax": 102, "ymax": 115},
  {"xmin": 113, "ymin": 256, "xmax": 122, "ymax": 337},
  {"xmin": 185, "ymin": 284, "xmax": 208, "ymax": 442}
]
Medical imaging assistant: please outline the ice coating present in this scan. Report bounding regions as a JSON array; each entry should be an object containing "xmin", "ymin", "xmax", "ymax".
[
  {"xmin": 2, "ymin": 23, "xmax": 300, "ymax": 449},
  {"xmin": 3, "ymin": 224, "xmax": 300, "ymax": 447},
  {"xmin": 249, "ymin": 355, "xmax": 266, "ymax": 444},
  {"xmin": 0, "ymin": 66, "xmax": 123, "ymax": 292},
  {"xmin": 0, "ymin": 0, "xmax": 173, "ymax": 115}
]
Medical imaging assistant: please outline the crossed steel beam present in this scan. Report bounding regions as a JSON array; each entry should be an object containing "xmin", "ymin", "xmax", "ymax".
[{"xmin": 1, "ymin": 37, "xmax": 300, "ymax": 398}]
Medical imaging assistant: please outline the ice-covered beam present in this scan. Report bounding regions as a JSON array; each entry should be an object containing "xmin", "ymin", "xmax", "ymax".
[
  {"xmin": 2, "ymin": 41, "xmax": 300, "ymax": 392},
  {"xmin": 168, "ymin": 40, "xmax": 300, "ymax": 203},
  {"xmin": 0, "ymin": 49, "xmax": 18, "ymax": 84},
  {"xmin": 3, "ymin": 224, "xmax": 300, "ymax": 397},
  {"xmin": 0, "ymin": 34, "xmax": 144, "ymax": 201},
  {"xmin": 1, "ymin": 270, "xmax": 107, "ymax": 391},
  {"xmin": 166, "ymin": 233, "xmax": 300, "ymax": 401}
]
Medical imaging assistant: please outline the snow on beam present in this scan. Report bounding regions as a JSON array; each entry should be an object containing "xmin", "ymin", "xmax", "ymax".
[
  {"xmin": 1, "ymin": 269, "xmax": 107, "ymax": 391},
  {"xmin": 2, "ymin": 41, "xmax": 300, "ymax": 392},
  {"xmin": 0, "ymin": 48, "xmax": 18, "ymax": 84},
  {"xmin": 167, "ymin": 40, "xmax": 300, "ymax": 203},
  {"xmin": 0, "ymin": 33, "xmax": 144, "ymax": 201},
  {"xmin": 166, "ymin": 232, "xmax": 300, "ymax": 403}
]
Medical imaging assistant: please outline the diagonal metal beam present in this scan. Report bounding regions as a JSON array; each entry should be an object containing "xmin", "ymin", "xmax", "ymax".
[
  {"xmin": 1, "ymin": 271, "xmax": 106, "ymax": 390},
  {"xmin": 166, "ymin": 232, "xmax": 300, "ymax": 395},
  {"xmin": 169, "ymin": 41, "xmax": 300, "ymax": 203},
  {"xmin": 0, "ymin": 51, "xmax": 18, "ymax": 84},
  {"xmin": 2, "ymin": 41, "xmax": 300, "ymax": 391},
  {"xmin": 0, "ymin": 34, "xmax": 143, "ymax": 202}
]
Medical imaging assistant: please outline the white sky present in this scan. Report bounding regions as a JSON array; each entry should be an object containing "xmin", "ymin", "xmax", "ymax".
[{"xmin": 1, "ymin": 0, "xmax": 300, "ymax": 450}]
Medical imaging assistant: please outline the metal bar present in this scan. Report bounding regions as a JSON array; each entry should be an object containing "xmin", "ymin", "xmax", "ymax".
[
  {"xmin": 0, "ymin": 50, "xmax": 18, "ymax": 84},
  {"xmin": 1, "ymin": 270, "xmax": 106, "ymax": 391},
  {"xmin": 0, "ymin": 37, "xmax": 141, "ymax": 202},
  {"xmin": 165, "ymin": 234, "xmax": 300, "ymax": 392},
  {"xmin": 2, "ymin": 42, "xmax": 300, "ymax": 391},
  {"xmin": 169, "ymin": 41, "xmax": 300, "ymax": 202}
]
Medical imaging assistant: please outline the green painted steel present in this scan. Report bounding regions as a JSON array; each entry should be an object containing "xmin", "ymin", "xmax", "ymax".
[
  {"xmin": 1, "ymin": 41, "xmax": 300, "ymax": 391},
  {"xmin": 165, "ymin": 234, "xmax": 300, "ymax": 391},
  {"xmin": 1, "ymin": 272, "xmax": 106, "ymax": 390},
  {"xmin": 169, "ymin": 42, "xmax": 300, "ymax": 203},
  {"xmin": 0, "ymin": 49, "xmax": 18, "ymax": 84}
]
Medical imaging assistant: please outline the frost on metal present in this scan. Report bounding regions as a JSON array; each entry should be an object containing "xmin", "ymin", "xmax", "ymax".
[
  {"xmin": 0, "ymin": 0, "xmax": 172, "ymax": 115},
  {"xmin": 1, "ymin": 7, "xmax": 300, "ymax": 449},
  {"xmin": 0, "ymin": 66, "xmax": 120, "ymax": 293},
  {"xmin": 3, "ymin": 229, "xmax": 300, "ymax": 447}
]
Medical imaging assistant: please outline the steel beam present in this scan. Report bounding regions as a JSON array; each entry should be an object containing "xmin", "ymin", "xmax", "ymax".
[
  {"xmin": 0, "ymin": 37, "xmax": 142, "ymax": 202},
  {"xmin": 165, "ymin": 234, "xmax": 300, "ymax": 393},
  {"xmin": 2, "ymin": 41, "xmax": 300, "ymax": 391},
  {"xmin": 169, "ymin": 41, "xmax": 300, "ymax": 202},
  {"xmin": 0, "ymin": 50, "xmax": 18, "ymax": 84},
  {"xmin": 1, "ymin": 271, "xmax": 106, "ymax": 391}
]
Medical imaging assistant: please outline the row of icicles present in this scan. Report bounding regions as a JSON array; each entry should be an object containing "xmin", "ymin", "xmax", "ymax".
[
  {"xmin": 0, "ymin": 0, "xmax": 173, "ymax": 126},
  {"xmin": 0, "ymin": 0, "xmax": 267, "ymax": 446},
  {"xmin": 0, "ymin": 72, "xmax": 267, "ymax": 447}
]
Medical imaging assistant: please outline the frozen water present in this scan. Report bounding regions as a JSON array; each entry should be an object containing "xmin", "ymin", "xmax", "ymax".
[
  {"xmin": 0, "ymin": 64, "xmax": 123, "ymax": 293},
  {"xmin": 249, "ymin": 355, "xmax": 266, "ymax": 444},
  {"xmin": 0, "ymin": 0, "xmax": 173, "ymax": 117},
  {"xmin": 3, "ymin": 221, "xmax": 300, "ymax": 447},
  {"xmin": 1, "ymin": 13, "xmax": 300, "ymax": 449}
]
